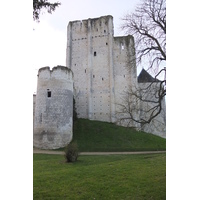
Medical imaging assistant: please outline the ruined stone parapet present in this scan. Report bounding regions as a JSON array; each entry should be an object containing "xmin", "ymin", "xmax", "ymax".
[{"xmin": 33, "ymin": 66, "xmax": 73, "ymax": 149}]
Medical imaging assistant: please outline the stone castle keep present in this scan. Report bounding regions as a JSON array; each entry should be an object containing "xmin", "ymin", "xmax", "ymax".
[{"xmin": 33, "ymin": 15, "xmax": 166, "ymax": 149}]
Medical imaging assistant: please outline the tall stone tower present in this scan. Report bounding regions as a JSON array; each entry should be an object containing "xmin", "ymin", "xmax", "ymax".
[
  {"xmin": 66, "ymin": 15, "xmax": 137, "ymax": 124},
  {"xmin": 33, "ymin": 66, "xmax": 73, "ymax": 149},
  {"xmin": 33, "ymin": 15, "xmax": 166, "ymax": 142}
]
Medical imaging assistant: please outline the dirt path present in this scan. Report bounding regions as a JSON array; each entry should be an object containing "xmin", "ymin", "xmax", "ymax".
[{"xmin": 33, "ymin": 148, "xmax": 166, "ymax": 155}]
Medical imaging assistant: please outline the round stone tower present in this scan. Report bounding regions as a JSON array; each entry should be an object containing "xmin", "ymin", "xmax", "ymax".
[{"xmin": 33, "ymin": 66, "xmax": 73, "ymax": 149}]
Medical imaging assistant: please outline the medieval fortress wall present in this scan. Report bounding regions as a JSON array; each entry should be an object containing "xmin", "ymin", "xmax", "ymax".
[
  {"xmin": 138, "ymin": 83, "xmax": 166, "ymax": 137},
  {"xmin": 33, "ymin": 66, "xmax": 73, "ymax": 149},
  {"xmin": 66, "ymin": 15, "xmax": 138, "ymax": 125},
  {"xmin": 33, "ymin": 15, "xmax": 166, "ymax": 149}
]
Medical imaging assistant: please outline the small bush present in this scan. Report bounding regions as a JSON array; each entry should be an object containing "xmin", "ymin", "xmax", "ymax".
[{"xmin": 64, "ymin": 141, "xmax": 79, "ymax": 162}]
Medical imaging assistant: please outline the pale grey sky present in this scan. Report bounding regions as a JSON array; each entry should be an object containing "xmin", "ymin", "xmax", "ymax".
[{"xmin": 32, "ymin": 0, "xmax": 140, "ymax": 93}]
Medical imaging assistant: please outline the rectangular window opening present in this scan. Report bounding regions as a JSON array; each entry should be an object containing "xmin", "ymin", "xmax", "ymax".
[
  {"xmin": 94, "ymin": 51, "xmax": 96, "ymax": 56},
  {"xmin": 40, "ymin": 113, "xmax": 42, "ymax": 123},
  {"xmin": 47, "ymin": 91, "xmax": 51, "ymax": 98}
]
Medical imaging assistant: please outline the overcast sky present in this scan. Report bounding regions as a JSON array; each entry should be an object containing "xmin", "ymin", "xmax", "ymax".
[{"xmin": 32, "ymin": 0, "xmax": 140, "ymax": 93}]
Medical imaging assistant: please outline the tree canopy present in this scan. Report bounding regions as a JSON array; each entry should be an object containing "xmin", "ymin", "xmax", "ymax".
[{"xmin": 33, "ymin": 0, "xmax": 61, "ymax": 22}]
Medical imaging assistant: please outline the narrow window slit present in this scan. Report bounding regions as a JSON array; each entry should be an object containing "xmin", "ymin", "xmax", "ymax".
[
  {"xmin": 47, "ymin": 90, "xmax": 51, "ymax": 97},
  {"xmin": 40, "ymin": 113, "xmax": 42, "ymax": 123}
]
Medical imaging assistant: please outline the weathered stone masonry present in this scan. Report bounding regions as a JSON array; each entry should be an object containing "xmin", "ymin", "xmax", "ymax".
[
  {"xmin": 33, "ymin": 15, "xmax": 166, "ymax": 149},
  {"xmin": 33, "ymin": 66, "xmax": 73, "ymax": 149},
  {"xmin": 66, "ymin": 15, "xmax": 137, "ymax": 124}
]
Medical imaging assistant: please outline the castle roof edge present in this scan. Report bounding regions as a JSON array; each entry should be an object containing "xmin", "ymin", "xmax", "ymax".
[{"xmin": 68, "ymin": 15, "xmax": 113, "ymax": 24}]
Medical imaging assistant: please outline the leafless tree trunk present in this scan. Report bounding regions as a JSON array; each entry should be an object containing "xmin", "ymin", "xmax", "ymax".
[{"xmin": 118, "ymin": 0, "xmax": 166, "ymax": 128}]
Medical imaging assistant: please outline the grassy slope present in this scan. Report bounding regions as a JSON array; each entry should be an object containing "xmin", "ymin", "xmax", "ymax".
[
  {"xmin": 34, "ymin": 153, "xmax": 166, "ymax": 200},
  {"xmin": 72, "ymin": 118, "xmax": 166, "ymax": 152}
]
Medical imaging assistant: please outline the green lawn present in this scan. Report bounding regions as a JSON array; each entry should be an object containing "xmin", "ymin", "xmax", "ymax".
[
  {"xmin": 33, "ymin": 153, "xmax": 166, "ymax": 200},
  {"xmin": 71, "ymin": 119, "xmax": 166, "ymax": 152}
]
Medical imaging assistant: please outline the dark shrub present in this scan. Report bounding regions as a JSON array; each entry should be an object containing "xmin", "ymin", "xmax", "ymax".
[{"xmin": 64, "ymin": 141, "xmax": 79, "ymax": 162}]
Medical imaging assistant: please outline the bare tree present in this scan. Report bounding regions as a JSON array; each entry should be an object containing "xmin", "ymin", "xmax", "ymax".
[
  {"xmin": 118, "ymin": 0, "xmax": 166, "ymax": 129},
  {"xmin": 121, "ymin": 0, "xmax": 166, "ymax": 72}
]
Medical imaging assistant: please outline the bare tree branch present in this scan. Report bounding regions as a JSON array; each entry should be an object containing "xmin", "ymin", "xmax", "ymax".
[
  {"xmin": 117, "ymin": 0, "xmax": 166, "ymax": 128},
  {"xmin": 33, "ymin": 0, "xmax": 61, "ymax": 22},
  {"xmin": 121, "ymin": 0, "xmax": 166, "ymax": 71}
]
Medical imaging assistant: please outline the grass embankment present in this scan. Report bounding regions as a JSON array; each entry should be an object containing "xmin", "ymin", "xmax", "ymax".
[
  {"xmin": 34, "ymin": 153, "xmax": 166, "ymax": 200},
  {"xmin": 71, "ymin": 119, "xmax": 166, "ymax": 152}
]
